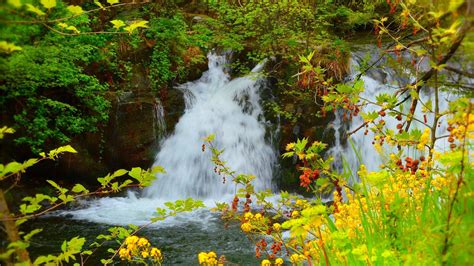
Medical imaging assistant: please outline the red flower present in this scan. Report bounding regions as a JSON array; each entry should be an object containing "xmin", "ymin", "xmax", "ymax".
[{"xmin": 299, "ymin": 169, "xmax": 320, "ymax": 190}]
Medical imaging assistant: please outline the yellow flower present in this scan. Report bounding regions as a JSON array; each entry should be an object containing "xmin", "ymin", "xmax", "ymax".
[
  {"xmin": 137, "ymin": 237, "xmax": 150, "ymax": 247},
  {"xmin": 418, "ymin": 128, "xmax": 431, "ymax": 150},
  {"xmin": 261, "ymin": 259, "xmax": 271, "ymax": 266},
  {"xmin": 273, "ymin": 223, "xmax": 281, "ymax": 231},
  {"xmin": 150, "ymin": 247, "xmax": 162, "ymax": 260},
  {"xmin": 291, "ymin": 210, "xmax": 299, "ymax": 218},
  {"xmin": 119, "ymin": 248, "xmax": 130, "ymax": 260},
  {"xmin": 254, "ymin": 213, "xmax": 263, "ymax": 220},
  {"xmin": 198, "ymin": 251, "xmax": 218, "ymax": 265},
  {"xmin": 208, "ymin": 251, "xmax": 217, "ymax": 258},
  {"xmin": 297, "ymin": 152, "xmax": 305, "ymax": 160},
  {"xmin": 125, "ymin": 235, "xmax": 139, "ymax": 245},
  {"xmin": 241, "ymin": 222, "xmax": 252, "ymax": 232},
  {"xmin": 285, "ymin": 142, "xmax": 295, "ymax": 151},
  {"xmin": 141, "ymin": 250, "xmax": 149, "ymax": 258},
  {"xmin": 198, "ymin": 252, "xmax": 208, "ymax": 264},
  {"xmin": 275, "ymin": 258, "xmax": 284, "ymax": 265},
  {"xmin": 244, "ymin": 212, "xmax": 254, "ymax": 221},
  {"xmin": 290, "ymin": 253, "xmax": 305, "ymax": 263}
]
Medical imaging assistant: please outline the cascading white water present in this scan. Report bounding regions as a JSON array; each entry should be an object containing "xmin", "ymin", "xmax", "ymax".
[
  {"xmin": 329, "ymin": 49, "xmax": 457, "ymax": 174},
  {"xmin": 62, "ymin": 53, "xmax": 275, "ymax": 226},
  {"xmin": 144, "ymin": 53, "xmax": 275, "ymax": 199}
]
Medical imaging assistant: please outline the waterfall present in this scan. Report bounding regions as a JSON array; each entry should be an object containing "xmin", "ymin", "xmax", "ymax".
[
  {"xmin": 61, "ymin": 53, "xmax": 276, "ymax": 226},
  {"xmin": 329, "ymin": 49, "xmax": 457, "ymax": 175},
  {"xmin": 144, "ymin": 53, "xmax": 275, "ymax": 199}
]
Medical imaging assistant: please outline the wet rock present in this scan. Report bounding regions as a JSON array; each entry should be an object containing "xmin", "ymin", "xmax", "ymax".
[{"xmin": 104, "ymin": 91, "xmax": 165, "ymax": 170}]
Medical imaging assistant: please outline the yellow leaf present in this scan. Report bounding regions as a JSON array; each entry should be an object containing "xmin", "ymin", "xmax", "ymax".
[
  {"xmin": 40, "ymin": 0, "xmax": 56, "ymax": 9},
  {"xmin": 0, "ymin": 126, "xmax": 15, "ymax": 139},
  {"xmin": 110, "ymin": 19, "xmax": 126, "ymax": 29},
  {"xmin": 7, "ymin": 0, "xmax": 22, "ymax": 8},
  {"xmin": 124, "ymin": 20, "xmax": 149, "ymax": 34},
  {"xmin": 0, "ymin": 41, "xmax": 21, "ymax": 54},
  {"xmin": 107, "ymin": 0, "xmax": 120, "ymax": 5},
  {"xmin": 26, "ymin": 4, "xmax": 46, "ymax": 16},
  {"xmin": 58, "ymin": 22, "xmax": 68, "ymax": 28},
  {"xmin": 449, "ymin": 0, "xmax": 464, "ymax": 12},
  {"xmin": 67, "ymin": 5, "xmax": 83, "ymax": 15},
  {"xmin": 94, "ymin": 1, "xmax": 104, "ymax": 8},
  {"xmin": 66, "ymin": 26, "xmax": 80, "ymax": 34}
]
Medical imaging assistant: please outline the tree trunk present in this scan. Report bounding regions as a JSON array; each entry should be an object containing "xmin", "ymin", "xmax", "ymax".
[{"xmin": 0, "ymin": 189, "xmax": 30, "ymax": 264}]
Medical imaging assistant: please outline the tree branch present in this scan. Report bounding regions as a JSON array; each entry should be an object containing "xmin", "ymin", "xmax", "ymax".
[{"xmin": 444, "ymin": 66, "xmax": 474, "ymax": 78}]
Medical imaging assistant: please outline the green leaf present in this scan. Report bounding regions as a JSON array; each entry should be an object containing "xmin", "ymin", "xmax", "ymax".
[
  {"xmin": 26, "ymin": 4, "xmax": 46, "ymax": 16},
  {"xmin": 67, "ymin": 5, "xmax": 83, "ymax": 15},
  {"xmin": 7, "ymin": 240, "xmax": 29, "ymax": 250},
  {"xmin": 40, "ymin": 0, "xmax": 56, "ymax": 9},
  {"xmin": 3, "ymin": 162, "xmax": 22, "ymax": 176},
  {"xmin": 128, "ymin": 167, "xmax": 142, "ymax": 180},
  {"xmin": 61, "ymin": 240, "xmax": 67, "ymax": 252},
  {"xmin": 361, "ymin": 111, "xmax": 378, "ymax": 122},
  {"xmin": 71, "ymin": 184, "xmax": 88, "ymax": 194},
  {"xmin": 409, "ymin": 89, "xmax": 419, "ymax": 100},
  {"xmin": 46, "ymin": 180, "xmax": 68, "ymax": 194},
  {"xmin": 294, "ymin": 138, "xmax": 308, "ymax": 152},
  {"xmin": 107, "ymin": 0, "xmax": 119, "ymax": 5},
  {"xmin": 0, "ymin": 249, "xmax": 16, "ymax": 260},
  {"xmin": 81, "ymin": 250, "xmax": 93, "ymax": 255},
  {"xmin": 151, "ymin": 165, "xmax": 165, "ymax": 174},
  {"xmin": 34, "ymin": 255, "xmax": 56, "ymax": 265},
  {"xmin": 15, "ymin": 218, "xmax": 27, "ymax": 226},
  {"xmin": 111, "ymin": 182, "xmax": 119, "ymax": 191},
  {"xmin": 65, "ymin": 26, "xmax": 80, "ymax": 33},
  {"xmin": 335, "ymin": 83, "xmax": 352, "ymax": 94},
  {"xmin": 112, "ymin": 169, "xmax": 128, "ymax": 177},
  {"xmin": 101, "ymin": 259, "xmax": 113, "ymax": 264},
  {"xmin": 119, "ymin": 179, "xmax": 133, "ymax": 189},
  {"xmin": 23, "ymin": 229, "xmax": 43, "ymax": 241},
  {"xmin": 110, "ymin": 19, "xmax": 126, "ymax": 29}
]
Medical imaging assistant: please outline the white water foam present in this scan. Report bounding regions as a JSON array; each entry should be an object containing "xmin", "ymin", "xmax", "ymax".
[
  {"xmin": 144, "ymin": 53, "xmax": 275, "ymax": 199},
  {"xmin": 61, "ymin": 53, "xmax": 276, "ymax": 226}
]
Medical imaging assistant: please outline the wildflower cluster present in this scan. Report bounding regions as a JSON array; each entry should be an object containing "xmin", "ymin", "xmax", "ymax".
[
  {"xmin": 209, "ymin": 96, "xmax": 473, "ymax": 265},
  {"xmin": 118, "ymin": 236, "xmax": 163, "ymax": 264},
  {"xmin": 197, "ymin": 251, "xmax": 225, "ymax": 266}
]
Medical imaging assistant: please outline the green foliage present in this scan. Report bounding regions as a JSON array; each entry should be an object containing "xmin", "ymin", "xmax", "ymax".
[
  {"xmin": 145, "ymin": 13, "xmax": 205, "ymax": 89},
  {"xmin": 0, "ymin": 35, "xmax": 111, "ymax": 153},
  {"xmin": 0, "ymin": 0, "xmax": 159, "ymax": 153}
]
